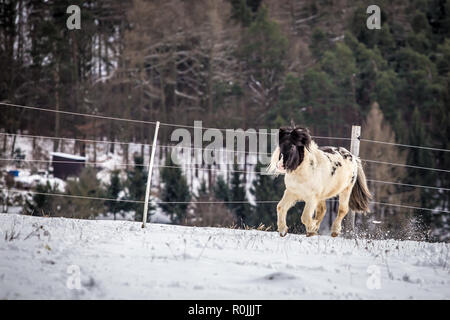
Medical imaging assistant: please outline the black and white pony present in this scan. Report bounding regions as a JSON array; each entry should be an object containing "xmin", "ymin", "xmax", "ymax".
[{"xmin": 267, "ymin": 124, "xmax": 372, "ymax": 237}]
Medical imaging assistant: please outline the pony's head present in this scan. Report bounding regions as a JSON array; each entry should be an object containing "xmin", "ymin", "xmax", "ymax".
[{"xmin": 278, "ymin": 124, "xmax": 311, "ymax": 172}]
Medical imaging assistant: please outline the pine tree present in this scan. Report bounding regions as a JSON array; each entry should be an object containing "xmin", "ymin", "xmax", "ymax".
[
  {"xmin": 104, "ymin": 170, "xmax": 126, "ymax": 220},
  {"xmin": 407, "ymin": 107, "xmax": 437, "ymax": 238},
  {"xmin": 228, "ymin": 163, "xmax": 250, "ymax": 226},
  {"xmin": 159, "ymin": 156, "xmax": 191, "ymax": 224},
  {"xmin": 52, "ymin": 167, "xmax": 105, "ymax": 219},
  {"xmin": 214, "ymin": 175, "xmax": 231, "ymax": 204},
  {"xmin": 310, "ymin": 28, "xmax": 331, "ymax": 58},
  {"xmin": 127, "ymin": 156, "xmax": 151, "ymax": 222},
  {"xmin": 230, "ymin": 0, "xmax": 253, "ymax": 27},
  {"xmin": 198, "ymin": 181, "xmax": 208, "ymax": 198},
  {"xmin": 23, "ymin": 182, "xmax": 58, "ymax": 216},
  {"xmin": 238, "ymin": 4, "xmax": 288, "ymax": 109},
  {"xmin": 249, "ymin": 162, "xmax": 284, "ymax": 228}
]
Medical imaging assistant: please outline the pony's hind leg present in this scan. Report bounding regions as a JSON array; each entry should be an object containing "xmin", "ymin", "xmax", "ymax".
[
  {"xmin": 331, "ymin": 188, "xmax": 351, "ymax": 237},
  {"xmin": 301, "ymin": 199, "xmax": 319, "ymax": 237},
  {"xmin": 277, "ymin": 190, "xmax": 297, "ymax": 237},
  {"xmin": 314, "ymin": 200, "xmax": 327, "ymax": 234}
]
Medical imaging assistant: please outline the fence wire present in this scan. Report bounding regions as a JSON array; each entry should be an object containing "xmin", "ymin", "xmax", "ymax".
[{"xmin": 1, "ymin": 102, "xmax": 449, "ymax": 216}]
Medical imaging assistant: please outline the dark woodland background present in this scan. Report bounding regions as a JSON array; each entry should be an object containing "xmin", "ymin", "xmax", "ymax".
[{"xmin": 0, "ymin": 0, "xmax": 449, "ymax": 241}]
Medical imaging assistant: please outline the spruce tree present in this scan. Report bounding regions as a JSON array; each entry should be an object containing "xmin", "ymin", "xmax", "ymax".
[
  {"xmin": 23, "ymin": 182, "xmax": 58, "ymax": 216},
  {"xmin": 249, "ymin": 163, "xmax": 284, "ymax": 228},
  {"xmin": 105, "ymin": 170, "xmax": 126, "ymax": 220},
  {"xmin": 52, "ymin": 167, "xmax": 105, "ymax": 219},
  {"xmin": 407, "ymin": 107, "xmax": 437, "ymax": 237},
  {"xmin": 214, "ymin": 175, "xmax": 231, "ymax": 205},
  {"xmin": 198, "ymin": 181, "xmax": 209, "ymax": 198},
  {"xmin": 230, "ymin": 0, "xmax": 253, "ymax": 27},
  {"xmin": 159, "ymin": 156, "xmax": 191, "ymax": 224},
  {"xmin": 127, "ymin": 156, "xmax": 151, "ymax": 222},
  {"xmin": 229, "ymin": 163, "xmax": 250, "ymax": 226}
]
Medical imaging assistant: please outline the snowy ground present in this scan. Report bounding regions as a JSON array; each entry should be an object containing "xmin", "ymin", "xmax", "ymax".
[{"xmin": 0, "ymin": 213, "xmax": 448, "ymax": 300}]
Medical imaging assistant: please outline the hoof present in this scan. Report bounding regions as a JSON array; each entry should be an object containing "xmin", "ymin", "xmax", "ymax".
[
  {"xmin": 306, "ymin": 232, "xmax": 318, "ymax": 237},
  {"xmin": 279, "ymin": 227, "xmax": 288, "ymax": 237},
  {"xmin": 331, "ymin": 232, "xmax": 339, "ymax": 237}
]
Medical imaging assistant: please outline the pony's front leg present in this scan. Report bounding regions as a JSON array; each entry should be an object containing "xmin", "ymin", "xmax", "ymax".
[
  {"xmin": 301, "ymin": 199, "xmax": 319, "ymax": 237},
  {"xmin": 277, "ymin": 190, "xmax": 297, "ymax": 237}
]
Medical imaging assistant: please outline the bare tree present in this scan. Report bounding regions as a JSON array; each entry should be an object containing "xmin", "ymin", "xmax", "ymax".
[{"xmin": 360, "ymin": 102, "xmax": 416, "ymax": 237}]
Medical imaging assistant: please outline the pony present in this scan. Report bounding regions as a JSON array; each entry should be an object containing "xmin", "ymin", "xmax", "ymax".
[{"xmin": 267, "ymin": 124, "xmax": 372, "ymax": 237}]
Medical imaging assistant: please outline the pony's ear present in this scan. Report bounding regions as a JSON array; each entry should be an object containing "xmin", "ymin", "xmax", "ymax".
[
  {"xmin": 291, "ymin": 127, "xmax": 311, "ymax": 150},
  {"xmin": 301, "ymin": 127, "xmax": 310, "ymax": 135},
  {"xmin": 278, "ymin": 127, "xmax": 291, "ymax": 141}
]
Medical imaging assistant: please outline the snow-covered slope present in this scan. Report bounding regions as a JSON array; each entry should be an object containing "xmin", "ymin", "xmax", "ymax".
[{"xmin": 0, "ymin": 213, "xmax": 448, "ymax": 299}]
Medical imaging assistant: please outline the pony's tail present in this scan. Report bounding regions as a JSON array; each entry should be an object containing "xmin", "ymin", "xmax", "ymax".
[
  {"xmin": 349, "ymin": 161, "xmax": 372, "ymax": 213},
  {"xmin": 266, "ymin": 146, "xmax": 282, "ymax": 175}
]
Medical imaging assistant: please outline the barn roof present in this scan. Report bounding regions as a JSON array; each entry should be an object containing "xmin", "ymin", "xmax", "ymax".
[{"xmin": 50, "ymin": 152, "xmax": 87, "ymax": 161}]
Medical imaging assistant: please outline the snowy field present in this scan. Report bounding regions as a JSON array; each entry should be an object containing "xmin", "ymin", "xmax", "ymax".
[{"xmin": 0, "ymin": 213, "xmax": 448, "ymax": 300}]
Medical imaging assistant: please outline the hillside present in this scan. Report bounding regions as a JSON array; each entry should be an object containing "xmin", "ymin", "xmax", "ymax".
[{"xmin": 0, "ymin": 213, "xmax": 448, "ymax": 299}]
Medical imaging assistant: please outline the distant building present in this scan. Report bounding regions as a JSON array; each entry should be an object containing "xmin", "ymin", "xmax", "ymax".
[{"xmin": 50, "ymin": 152, "xmax": 86, "ymax": 180}]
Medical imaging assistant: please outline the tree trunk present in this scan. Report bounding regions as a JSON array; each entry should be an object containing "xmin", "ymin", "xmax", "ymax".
[
  {"xmin": 93, "ymin": 118, "xmax": 97, "ymax": 168},
  {"xmin": 3, "ymin": 134, "xmax": 7, "ymax": 153},
  {"xmin": 10, "ymin": 135, "xmax": 16, "ymax": 157},
  {"xmin": 53, "ymin": 59, "xmax": 60, "ymax": 152}
]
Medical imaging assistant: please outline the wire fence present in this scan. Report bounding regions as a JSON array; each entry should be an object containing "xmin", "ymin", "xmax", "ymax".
[
  {"xmin": 1, "ymin": 101, "xmax": 449, "ymax": 217},
  {"xmin": 1, "ymin": 157, "xmax": 449, "ymax": 192},
  {"xmin": 1, "ymin": 131, "xmax": 449, "ymax": 172},
  {"xmin": 5, "ymin": 188, "xmax": 449, "ymax": 214},
  {"xmin": 3, "ymin": 102, "xmax": 450, "ymax": 151},
  {"xmin": 360, "ymin": 138, "xmax": 450, "ymax": 153}
]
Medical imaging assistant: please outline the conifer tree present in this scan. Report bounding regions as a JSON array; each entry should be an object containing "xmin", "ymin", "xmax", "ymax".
[
  {"xmin": 127, "ymin": 156, "xmax": 151, "ymax": 222},
  {"xmin": 52, "ymin": 167, "xmax": 105, "ymax": 219},
  {"xmin": 407, "ymin": 107, "xmax": 437, "ymax": 237},
  {"xmin": 249, "ymin": 162, "xmax": 284, "ymax": 228},
  {"xmin": 228, "ymin": 163, "xmax": 250, "ymax": 226},
  {"xmin": 23, "ymin": 182, "xmax": 58, "ymax": 216},
  {"xmin": 105, "ymin": 170, "xmax": 126, "ymax": 220},
  {"xmin": 159, "ymin": 156, "xmax": 191, "ymax": 224},
  {"xmin": 230, "ymin": 0, "xmax": 253, "ymax": 27},
  {"xmin": 214, "ymin": 175, "xmax": 231, "ymax": 204}
]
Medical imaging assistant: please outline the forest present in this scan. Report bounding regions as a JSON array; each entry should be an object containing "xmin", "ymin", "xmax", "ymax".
[{"xmin": 0, "ymin": 0, "xmax": 449, "ymax": 241}]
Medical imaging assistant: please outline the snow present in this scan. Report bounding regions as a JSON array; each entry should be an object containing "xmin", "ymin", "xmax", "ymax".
[
  {"xmin": 96, "ymin": 201, "xmax": 171, "ymax": 224},
  {"xmin": 149, "ymin": 205, "xmax": 172, "ymax": 224},
  {"xmin": 14, "ymin": 172, "xmax": 66, "ymax": 193},
  {"xmin": 0, "ymin": 213, "xmax": 448, "ymax": 300}
]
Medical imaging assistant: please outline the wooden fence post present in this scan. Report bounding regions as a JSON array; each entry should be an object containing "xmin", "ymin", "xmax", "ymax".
[
  {"xmin": 344, "ymin": 125, "xmax": 361, "ymax": 236},
  {"xmin": 142, "ymin": 121, "xmax": 160, "ymax": 228}
]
